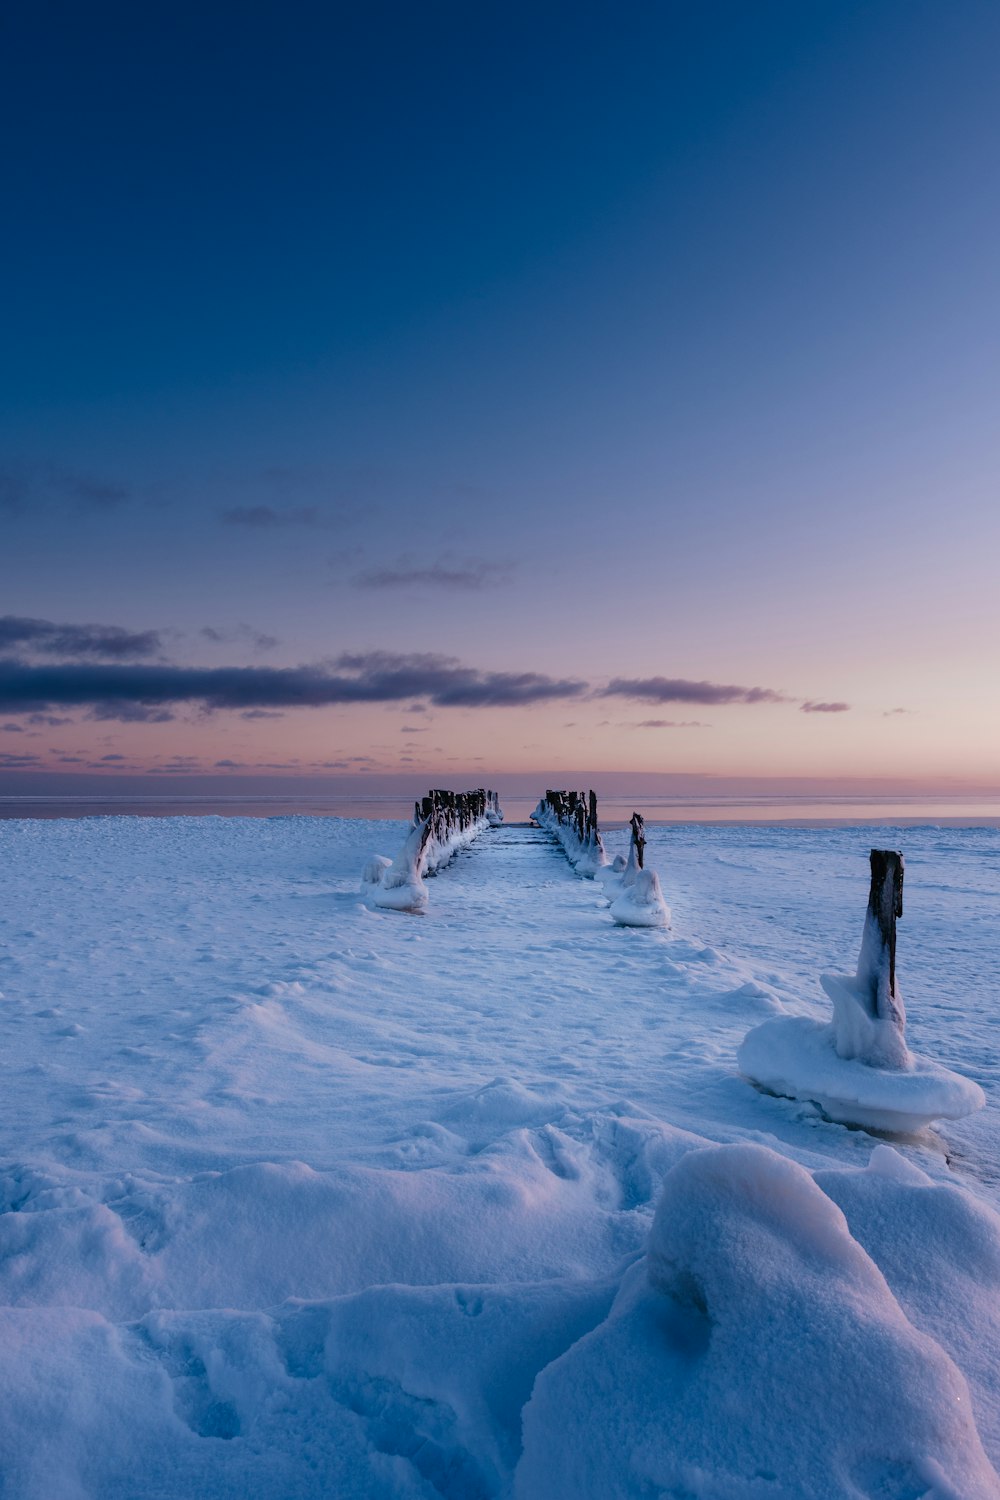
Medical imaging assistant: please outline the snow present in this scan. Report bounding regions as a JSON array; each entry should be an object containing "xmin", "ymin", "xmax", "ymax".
[{"xmin": 1, "ymin": 814, "xmax": 999, "ymax": 1497}]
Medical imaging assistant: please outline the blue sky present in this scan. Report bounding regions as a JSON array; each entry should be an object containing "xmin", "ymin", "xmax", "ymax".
[{"xmin": 2, "ymin": 1, "xmax": 999, "ymax": 785}]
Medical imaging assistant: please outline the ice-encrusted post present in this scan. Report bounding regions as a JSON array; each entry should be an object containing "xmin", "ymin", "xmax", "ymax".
[
  {"xmin": 737, "ymin": 843, "xmax": 985, "ymax": 1126},
  {"xmin": 629, "ymin": 813, "xmax": 645, "ymax": 871},
  {"xmin": 858, "ymin": 850, "xmax": 905, "ymax": 1032}
]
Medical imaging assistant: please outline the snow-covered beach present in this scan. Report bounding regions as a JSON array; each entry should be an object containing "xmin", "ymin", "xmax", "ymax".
[{"xmin": 2, "ymin": 814, "xmax": 1000, "ymax": 1497}]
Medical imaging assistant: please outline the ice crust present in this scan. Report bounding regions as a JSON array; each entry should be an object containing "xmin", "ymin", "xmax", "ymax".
[{"xmin": 1, "ymin": 815, "xmax": 998, "ymax": 1498}]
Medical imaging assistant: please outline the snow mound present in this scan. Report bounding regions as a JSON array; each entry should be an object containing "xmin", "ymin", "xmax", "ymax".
[
  {"xmin": 609, "ymin": 867, "xmax": 670, "ymax": 928},
  {"xmin": 517, "ymin": 1142, "xmax": 1000, "ymax": 1499},
  {"xmin": 738, "ymin": 1014, "xmax": 984, "ymax": 1132}
]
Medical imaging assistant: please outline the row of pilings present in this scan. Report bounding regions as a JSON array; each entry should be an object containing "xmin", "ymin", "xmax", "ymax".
[
  {"xmin": 531, "ymin": 790, "xmax": 669, "ymax": 927},
  {"xmin": 414, "ymin": 788, "xmax": 502, "ymax": 861},
  {"xmin": 362, "ymin": 787, "xmax": 503, "ymax": 913}
]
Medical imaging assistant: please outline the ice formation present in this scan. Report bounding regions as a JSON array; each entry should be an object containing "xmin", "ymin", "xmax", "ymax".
[
  {"xmin": 363, "ymin": 787, "xmax": 500, "ymax": 912},
  {"xmin": 739, "ymin": 849, "xmax": 985, "ymax": 1131},
  {"xmin": 533, "ymin": 796, "xmax": 670, "ymax": 926},
  {"xmin": 574, "ymin": 828, "xmax": 609, "ymax": 879},
  {"xmin": 609, "ymin": 866, "xmax": 670, "ymax": 928},
  {"xmin": 371, "ymin": 816, "xmax": 430, "ymax": 913},
  {"xmin": 360, "ymin": 853, "xmax": 392, "ymax": 886},
  {"xmin": 609, "ymin": 814, "xmax": 670, "ymax": 928}
]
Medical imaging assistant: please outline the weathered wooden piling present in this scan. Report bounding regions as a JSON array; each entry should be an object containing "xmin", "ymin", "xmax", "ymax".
[{"xmin": 858, "ymin": 848, "xmax": 905, "ymax": 1032}]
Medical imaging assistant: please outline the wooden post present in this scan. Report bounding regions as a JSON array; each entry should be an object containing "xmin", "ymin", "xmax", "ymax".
[
  {"xmin": 588, "ymin": 789, "xmax": 598, "ymax": 838},
  {"xmin": 861, "ymin": 849, "xmax": 904, "ymax": 1020}
]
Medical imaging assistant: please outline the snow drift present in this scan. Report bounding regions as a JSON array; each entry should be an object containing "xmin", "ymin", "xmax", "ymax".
[{"xmin": 517, "ymin": 1143, "xmax": 1000, "ymax": 1499}]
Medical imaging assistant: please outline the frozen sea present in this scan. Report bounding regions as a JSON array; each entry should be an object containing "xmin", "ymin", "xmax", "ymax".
[{"xmin": 1, "ymin": 815, "xmax": 999, "ymax": 1498}]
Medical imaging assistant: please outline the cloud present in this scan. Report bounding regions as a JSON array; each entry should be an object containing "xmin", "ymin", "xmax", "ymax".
[
  {"xmin": 88, "ymin": 702, "xmax": 175, "ymax": 723},
  {"xmin": 0, "ymin": 615, "xmax": 162, "ymax": 660},
  {"xmin": 800, "ymin": 700, "xmax": 851, "ymax": 714},
  {"xmin": 219, "ymin": 505, "xmax": 326, "ymax": 528},
  {"xmin": 201, "ymin": 625, "xmax": 280, "ymax": 652},
  {"xmin": 58, "ymin": 474, "xmax": 130, "ymax": 509},
  {"xmin": 2, "ymin": 722, "xmax": 24, "ymax": 732},
  {"xmin": 0, "ymin": 752, "xmax": 42, "ymax": 767},
  {"xmin": 351, "ymin": 557, "xmax": 514, "ymax": 591},
  {"xmin": 632, "ymin": 719, "xmax": 709, "ymax": 729},
  {"xmin": 601, "ymin": 676, "xmax": 791, "ymax": 706},
  {"xmin": 239, "ymin": 709, "xmax": 284, "ymax": 721},
  {"xmin": 0, "ymin": 651, "xmax": 587, "ymax": 715},
  {"xmin": 883, "ymin": 707, "xmax": 914, "ymax": 717},
  {"xmin": 0, "ymin": 463, "xmax": 132, "ymax": 515}
]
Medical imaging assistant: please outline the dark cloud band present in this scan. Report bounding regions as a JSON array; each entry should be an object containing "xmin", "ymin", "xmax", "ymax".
[{"xmin": 0, "ymin": 652, "xmax": 587, "ymax": 714}]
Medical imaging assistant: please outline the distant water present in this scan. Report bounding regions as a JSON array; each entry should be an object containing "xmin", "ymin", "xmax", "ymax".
[{"xmin": 2, "ymin": 793, "xmax": 1000, "ymax": 826}]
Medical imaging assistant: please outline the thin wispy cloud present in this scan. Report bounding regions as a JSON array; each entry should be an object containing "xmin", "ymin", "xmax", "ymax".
[
  {"xmin": 602, "ymin": 676, "xmax": 792, "ymax": 706},
  {"xmin": 201, "ymin": 625, "xmax": 280, "ymax": 652},
  {"xmin": 800, "ymin": 700, "xmax": 851, "ymax": 714},
  {"xmin": 351, "ymin": 557, "xmax": 514, "ymax": 591},
  {"xmin": 630, "ymin": 719, "xmax": 709, "ymax": 729}
]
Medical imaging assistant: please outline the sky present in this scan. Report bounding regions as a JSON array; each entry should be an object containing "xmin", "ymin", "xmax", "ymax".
[{"xmin": 2, "ymin": 0, "xmax": 999, "ymax": 794}]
